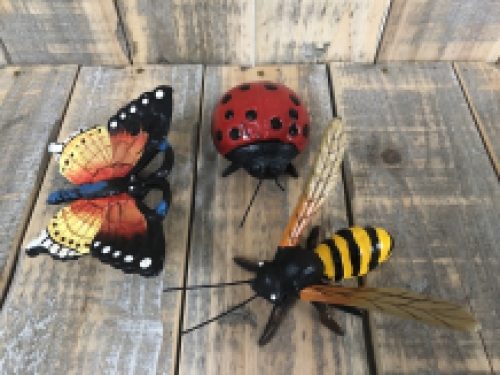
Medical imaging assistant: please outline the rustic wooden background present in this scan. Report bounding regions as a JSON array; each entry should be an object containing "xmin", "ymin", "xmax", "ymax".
[
  {"xmin": 0, "ymin": 0, "xmax": 500, "ymax": 65},
  {"xmin": 0, "ymin": 62, "xmax": 498, "ymax": 374},
  {"xmin": 0, "ymin": 0, "xmax": 499, "ymax": 374}
]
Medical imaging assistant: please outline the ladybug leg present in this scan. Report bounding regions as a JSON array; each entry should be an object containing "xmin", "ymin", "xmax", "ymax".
[
  {"xmin": 285, "ymin": 163, "xmax": 299, "ymax": 178},
  {"xmin": 222, "ymin": 162, "xmax": 241, "ymax": 177}
]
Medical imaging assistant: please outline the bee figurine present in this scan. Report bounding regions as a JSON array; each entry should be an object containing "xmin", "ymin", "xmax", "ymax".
[{"xmin": 169, "ymin": 118, "xmax": 479, "ymax": 345}]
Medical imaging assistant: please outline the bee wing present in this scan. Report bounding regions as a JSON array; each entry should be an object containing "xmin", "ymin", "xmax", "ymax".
[
  {"xmin": 279, "ymin": 118, "xmax": 346, "ymax": 246},
  {"xmin": 300, "ymin": 285, "xmax": 479, "ymax": 332}
]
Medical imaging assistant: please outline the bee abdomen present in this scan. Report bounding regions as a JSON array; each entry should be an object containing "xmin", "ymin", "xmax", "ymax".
[{"xmin": 314, "ymin": 226, "xmax": 393, "ymax": 281}]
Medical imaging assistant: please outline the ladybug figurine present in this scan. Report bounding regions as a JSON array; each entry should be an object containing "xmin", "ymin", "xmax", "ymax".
[{"xmin": 211, "ymin": 81, "xmax": 310, "ymax": 180}]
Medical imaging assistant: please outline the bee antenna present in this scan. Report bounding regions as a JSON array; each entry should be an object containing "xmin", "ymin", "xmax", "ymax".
[
  {"xmin": 163, "ymin": 279, "xmax": 252, "ymax": 292},
  {"xmin": 182, "ymin": 294, "xmax": 258, "ymax": 335},
  {"xmin": 239, "ymin": 179, "xmax": 263, "ymax": 228}
]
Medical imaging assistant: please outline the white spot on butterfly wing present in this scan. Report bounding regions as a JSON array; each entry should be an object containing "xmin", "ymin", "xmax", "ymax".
[
  {"xmin": 119, "ymin": 112, "xmax": 126, "ymax": 120},
  {"xmin": 110, "ymin": 121, "xmax": 118, "ymax": 129},
  {"xmin": 141, "ymin": 98, "xmax": 149, "ymax": 105},
  {"xmin": 155, "ymin": 89, "xmax": 164, "ymax": 99},
  {"xmin": 48, "ymin": 143, "xmax": 63, "ymax": 154},
  {"xmin": 102, "ymin": 246, "xmax": 111, "ymax": 254},
  {"xmin": 140, "ymin": 258, "xmax": 152, "ymax": 269},
  {"xmin": 124, "ymin": 255, "xmax": 133, "ymax": 263},
  {"xmin": 129, "ymin": 106, "xmax": 137, "ymax": 113},
  {"xmin": 112, "ymin": 251, "xmax": 121, "ymax": 258},
  {"xmin": 93, "ymin": 241, "xmax": 101, "ymax": 248}
]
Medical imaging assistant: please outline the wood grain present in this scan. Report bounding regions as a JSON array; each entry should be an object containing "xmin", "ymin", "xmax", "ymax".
[
  {"xmin": 116, "ymin": 0, "xmax": 254, "ymax": 65},
  {"xmin": 378, "ymin": 0, "xmax": 500, "ymax": 62},
  {"xmin": 454, "ymin": 62, "xmax": 500, "ymax": 177},
  {"xmin": 0, "ymin": 0, "xmax": 129, "ymax": 65},
  {"xmin": 0, "ymin": 65, "xmax": 203, "ymax": 375},
  {"xmin": 178, "ymin": 65, "xmax": 369, "ymax": 375},
  {"xmin": 255, "ymin": 0, "xmax": 390, "ymax": 64},
  {"xmin": 330, "ymin": 62, "xmax": 498, "ymax": 374},
  {"xmin": 0, "ymin": 65, "xmax": 78, "ymax": 297}
]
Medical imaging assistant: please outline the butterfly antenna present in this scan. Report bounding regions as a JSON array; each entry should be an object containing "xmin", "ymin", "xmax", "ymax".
[
  {"xmin": 182, "ymin": 294, "xmax": 258, "ymax": 335},
  {"xmin": 164, "ymin": 279, "xmax": 252, "ymax": 292},
  {"xmin": 239, "ymin": 179, "xmax": 263, "ymax": 228}
]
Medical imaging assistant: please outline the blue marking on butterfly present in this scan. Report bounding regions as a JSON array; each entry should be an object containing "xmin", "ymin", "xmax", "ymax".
[
  {"xmin": 158, "ymin": 139, "xmax": 170, "ymax": 152},
  {"xmin": 155, "ymin": 201, "xmax": 168, "ymax": 217}
]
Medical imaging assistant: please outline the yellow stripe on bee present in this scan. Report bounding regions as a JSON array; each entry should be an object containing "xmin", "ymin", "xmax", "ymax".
[
  {"xmin": 315, "ymin": 243, "xmax": 335, "ymax": 279},
  {"xmin": 350, "ymin": 227, "xmax": 372, "ymax": 276},
  {"xmin": 333, "ymin": 234, "xmax": 353, "ymax": 278},
  {"xmin": 375, "ymin": 227, "xmax": 392, "ymax": 263}
]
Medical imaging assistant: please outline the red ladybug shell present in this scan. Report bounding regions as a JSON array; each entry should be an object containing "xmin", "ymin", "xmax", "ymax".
[{"xmin": 211, "ymin": 82, "xmax": 310, "ymax": 156}]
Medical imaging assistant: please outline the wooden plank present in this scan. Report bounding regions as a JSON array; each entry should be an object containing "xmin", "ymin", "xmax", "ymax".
[
  {"xmin": 0, "ymin": 65, "xmax": 203, "ymax": 374},
  {"xmin": 0, "ymin": 1, "xmax": 129, "ymax": 65},
  {"xmin": 255, "ymin": 0, "xmax": 390, "ymax": 64},
  {"xmin": 179, "ymin": 65, "xmax": 370, "ymax": 375},
  {"xmin": 330, "ymin": 62, "xmax": 499, "ymax": 373},
  {"xmin": 454, "ymin": 62, "xmax": 500, "ymax": 177},
  {"xmin": 378, "ymin": 0, "xmax": 500, "ymax": 62},
  {"xmin": 0, "ymin": 65, "xmax": 78, "ymax": 296},
  {"xmin": 116, "ymin": 0, "xmax": 254, "ymax": 65}
]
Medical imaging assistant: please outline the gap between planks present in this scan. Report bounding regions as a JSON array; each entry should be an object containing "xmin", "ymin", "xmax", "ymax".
[{"xmin": 0, "ymin": 66, "xmax": 81, "ymax": 307}]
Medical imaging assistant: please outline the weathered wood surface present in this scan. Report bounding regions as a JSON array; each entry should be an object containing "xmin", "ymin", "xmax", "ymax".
[
  {"xmin": 454, "ymin": 62, "xmax": 500, "ymax": 177},
  {"xmin": 0, "ymin": 65, "xmax": 78, "ymax": 296},
  {"xmin": 116, "ymin": 0, "xmax": 254, "ymax": 65},
  {"xmin": 0, "ymin": 65, "xmax": 203, "ymax": 375},
  {"xmin": 0, "ymin": 0, "xmax": 129, "ymax": 65},
  {"xmin": 378, "ymin": 0, "xmax": 500, "ymax": 62},
  {"xmin": 255, "ymin": 0, "xmax": 390, "ymax": 64},
  {"xmin": 330, "ymin": 62, "xmax": 499, "ymax": 374},
  {"xmin": 178, "ymin": 65, "xmax": 370, "ymax": 375}
]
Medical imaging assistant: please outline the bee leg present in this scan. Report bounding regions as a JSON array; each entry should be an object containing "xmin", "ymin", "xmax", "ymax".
[
  {"xmin": 312, "ymin": 302, "xmax": 345, "ymax": 336},
  {"xmin": 258, "ymin": 298, "xmax": 295, "ymax": 346},
  {"xmin": 234, "ymin": 257, "xmax": 261, "ymax": 273},
  {"xmin": 306, "ymin": 226, "xmax": 321, "ymax": 251}
]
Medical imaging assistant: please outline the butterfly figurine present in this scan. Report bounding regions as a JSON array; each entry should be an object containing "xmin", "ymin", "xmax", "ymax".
[{"xmin": 25, "ymin": 86, "xmax": 174, "ymax": 277}]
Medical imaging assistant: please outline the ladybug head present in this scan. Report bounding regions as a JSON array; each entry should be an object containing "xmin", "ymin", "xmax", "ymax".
[{"xmin": 211, "ymin": 82, "xmax": 310, "ymax": 180}]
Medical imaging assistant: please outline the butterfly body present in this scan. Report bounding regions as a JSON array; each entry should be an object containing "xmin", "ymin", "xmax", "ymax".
[{"xmin": 26, "ymin": 86, "xmax": 174, "ymax": 277}]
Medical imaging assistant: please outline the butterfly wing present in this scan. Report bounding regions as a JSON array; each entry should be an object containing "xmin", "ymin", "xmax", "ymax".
[
  {"xmin": 26, "ymin": 177, "xmax": 171, "ymax": 277},
  {"xmin": 49, "ymin": 86, "xmax": 174, "ymax": 185},
  {"xmin": 279, "ymin": 118, "xmax": 346, "ymax": 246},
  {"xmin": 300, "ymin": 285, "xmax": 479, "ymax": 332}
]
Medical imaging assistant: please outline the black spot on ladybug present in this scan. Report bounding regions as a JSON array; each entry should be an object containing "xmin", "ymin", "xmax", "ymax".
[
  {"xmin": 52, "ymin": 222, "xmax": 57, "ymax": 227},
  {"xmin": 216, "ymin": 130, "xmax": 223, "ymax": 141},
  {"xmin": 229, "ymin": 128, "xmax": 241, "ymax": 140},
  {"xmin": 290, "ymin": 94, "xmax": 300, "ymax": 106},
  {"xmin": 246, "ymin": 110, "xmax": 257, "ymax": 121},
  {"xmin": 264, "ymin": 83, "xmax": 278, "ymax": 90},
  {"xmin": 81, "ymin": 138, "xmax": 85, "ymax": 144},
  {"xmin": 271, "ymin": 117, "xmax": 282, "ymax": 130},
  {"xmin": 303, "ymin": 124, "xmax": 309, "ymax": 138},
  {"xmin": 289, "ymin": 124, "xmax": 299, "ymax": 136},
  {"xmin": 54, "ymin": 231, "xmax": 60, "ymax": 236},
  {"xmin": 222, "ymin": 94, "xmax": 232, "ymax": 104},
  {"xmin": 225, "ymin": 110, "xmax": 234, "ymax": 120},
  {"xmin": 61, "ymin": 237, "xmax": 66, "ymax": 242},
  {"xmin": 239, "ymin": 84, "xmax": 250, "ymax": 91},
  {"xmin": 70, "ymin": 153, "xmax": 74, "ymax": 157},
  {"xmin": 289, "ymin": 108, "xmax": 299, "ymax": 120},
  {"xmin": 64, "ymin": 159, "xmax": 69, "ymax": 166}
]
